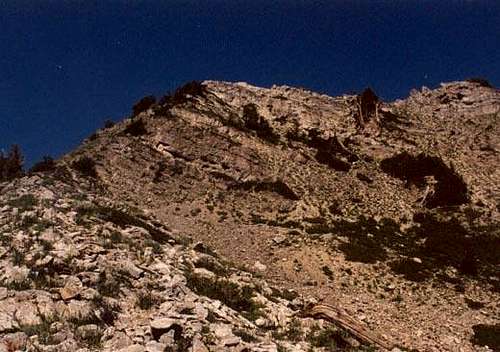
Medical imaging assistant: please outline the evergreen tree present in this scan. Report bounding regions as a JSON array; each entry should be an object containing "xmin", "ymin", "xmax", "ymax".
[{"xmin": 0, "ymin": 144, "xmax": 24, "ymax": 181}]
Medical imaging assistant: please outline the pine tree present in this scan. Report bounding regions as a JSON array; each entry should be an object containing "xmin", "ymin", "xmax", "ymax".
[{"xmin": 0, "ymin": 144, "xmax": 24, "ymax": 181}]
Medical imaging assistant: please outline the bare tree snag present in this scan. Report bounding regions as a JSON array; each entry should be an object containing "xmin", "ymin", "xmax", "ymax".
[
  {"xmin": 303, "ymin": 304, "xmax": 395, "ymax": 350},
  {"xmin": 355, "ymin": 88, "xmax": 380, "ymax": 129}
]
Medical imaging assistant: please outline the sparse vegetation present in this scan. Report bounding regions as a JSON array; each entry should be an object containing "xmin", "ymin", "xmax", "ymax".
[
  {"xmin": 0, "ymin": 144, "xmax": 24, "ymax": 182},
  {"xmin": 1, "ymin": 277, "xmax": 31, "ymax": 290},
  {"xmin": 136, "ymin": 290, "xmax": 162, "ymax": 310},
  {"xmin": 132, "ymin": 95, "xmax": 156, "ymax": 116},
  {"xmin": 103, "ymin": 119, "xmax": 115, "ymax": 129},
  {"xmin": 21, "ymin": 315, "xmax": 59, "ymax": 345},
  {"xmin": 273, "ymin": 318, "xmax": 303, "ymax": 342},
  {"xmin": 123, "ymin": 118, "xmax": 148, "ymax": 136},
  {"xmin": 71, "ymin": 156, "xmax": 98, "ymax": 178},
  {"xmin": 322, "ymin": 265, "xmax": 334, "ymax": 280},
  {"xmin": 234, "ymin": 328, "xmax": 258, "ymax": 342},
  {"xmin": 75, "ymin": 325, "xmax": 104, "ymax": 349},
  {"xmin": 242, "ymin": 103, "xmax": 280, "ymax": 143},
  {"xmin": 194, "ymin": 256, "xmax": 229, "ymax": 277},
  {"xmin": 466, "ymin": 77, "xmax": 494, "ymax": 88},
  {"xmin": 471, "ymin": 324, "xmax": 500, "ymax": 350},
  {"xmin": 380, "ymin": 152, "xmax": 469, "ymax": 208},
  {"xmin": 8, "ymin": 193, "xmax": 38, "ymax": 211},
  {"xmin": 306, "ymin": 324, "xmax": 351, "ymax": 351},
  {"xmin": 0, "ymin": 79, "xmax": 498, "ymax": 352},
  {"xmin": 185, "ymin": 271, "xmax": 264, "ymax": 321},
  {"xmin": 30, "ymin": 156, "xmax": 56, "ymax": 173},
  {"xmin": 95, "ymin": 271, "xmax": 126, "ymax": 297},
  {"xmin": 230, "ymin": 179, "xmax": 299, "ymax": 201}
]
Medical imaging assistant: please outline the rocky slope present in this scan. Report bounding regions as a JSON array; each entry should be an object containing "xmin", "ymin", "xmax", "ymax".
[
  {"xmin": 1, "ymin": 80, "xmax": 499, "ymax": 351},
  {"xmin": 1, "ymin": 169, "xmax": 368, "ymax": 352}
]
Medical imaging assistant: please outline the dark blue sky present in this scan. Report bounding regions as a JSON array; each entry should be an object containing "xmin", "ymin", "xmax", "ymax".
[{"xmin": 1, "ymin": 1, "xmax": 499, "ymax": 166}]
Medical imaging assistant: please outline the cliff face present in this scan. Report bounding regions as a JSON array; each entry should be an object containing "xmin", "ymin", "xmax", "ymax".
[{"xmin": 1, "ymin": 80, "xmax": 499, "ymax": 351}]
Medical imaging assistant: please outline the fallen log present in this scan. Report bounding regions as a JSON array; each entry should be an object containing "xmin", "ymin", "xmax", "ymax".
[{"xmin": 302, "ymin": 304, "xmax": 395, "ymax": 351}]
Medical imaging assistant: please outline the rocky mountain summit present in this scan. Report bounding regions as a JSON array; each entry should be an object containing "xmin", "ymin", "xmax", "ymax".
[{"xmin": 1, "ymin": 79, "xmax": 499, "ymax": 352}]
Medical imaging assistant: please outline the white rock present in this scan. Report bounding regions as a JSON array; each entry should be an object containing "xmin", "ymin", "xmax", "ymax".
[
  {"xmin": 150, "ymin": 318, "xmax": 176, "ymax": 331},
  {"xmin": 254, "ymin": 261, "xmax": 267, "ymax": 272},
  {"xmin": 14, "ymin": 303, "xmax": 41, "ymax": 326},
  {"xmin": 0, "ymin": 312, "xmax": 17, "ymax": 333},
  {"xmin": 222, "ymin": 336, "xmax": 240, "ymax": 346},
  {"xmin": 191, "ymin": 337, "xmax": 209, "ymax": 352},
  {"xmin": 118, "ymin": 345, "xmax": 145, "ymax": 352},
  {"xmin": 213, "ymin": 323, "xmax": 232, "ymax": 338},
  {"xmin": 145, "ymin": 341, "xmax": 167, "ymax": 352}
]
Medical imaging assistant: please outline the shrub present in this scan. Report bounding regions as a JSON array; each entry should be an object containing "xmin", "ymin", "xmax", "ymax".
[
  {"xmin": 8, "ymin": 194, "xmax": 38, "ymax": 211},
  {"xmin": 75, "ymin": 204, "xmax": 173, "ymax": 244},
  {"xmin": 380, "ymin": 152, "xmax": 469, "ymax": 208},
  {"xmin": 158, "ymin": 81, "xmax": 208, "ymax": 110},
  {"xmin": 233, "ymin": 328, "xmax": 258, "ymax": 343},
  {"xmin": 132, "ymin": 95, "xmax": 156, "ymax": 116},
  {"xmin": 71, "ymin": 156, "xmax": 98, "ymax": 178},
  {"xmin": 30, "ymin": 156, "xmax": 56, "ymax": 173},
  {"xmin": 20, "ymin": 315, "xmax": 59, "ymax": 345},
  {"xmin": 321, "ymin": 265, "xmax": 334, "ymax": 279},
  {"xmin": 466, "ymin": 77, "xmax": 494, "ymax": 88},
  {"xmin": 229, "ymin": 179, "xmax": 299, "ymax": 201},
  {"xmin": 103, "ymin": 119, "xmax": 115, "ymax": 129},
  {"xmin": 136, "ymin": 290, "xmax": 162, "ymax": 310},
  {"xmin": 75, "ymin": 326, "xmax": 104, "ymax": 349},
  {"xmin": 471, "ymin": 324, "xmax": 500, "ymax": 350},
  {"xmin": 95, "ymin": 271, "xmax": 127, "ymax": 297},
  {"xmin": 185, "ymin": 272, "xmax": 263, "ymax": 320},
  {"xmin": 194, "ymin": 257, "xmax": 229, "ymax": 277},
  {"xmin": 273, "ymin": 318, "xmax": 303, "ymax": 342},
  {"xmin": 123, "ymin": 118, "xmax": 148, "ymax": 136},
  {"xmin": 0, "ymin": 144, "xmax": 24, "ymax": 182},
  {"xmin": 242, "ymin": 104, "xmax": 280, "ymax": 143},
  {"xmin": 307, "ymin": 325, "xmax": 350, "ymax": 350},
  {"xmin": 12, "ymin": 248, "xmax": 26, "ymax": 265},
  {"xmin": 300, "ymin": 130, "xmax": 357, "ymax": 171},
  {"xmin": 171, "ymin": 81, "xmax": 207, "ymax": 105}
]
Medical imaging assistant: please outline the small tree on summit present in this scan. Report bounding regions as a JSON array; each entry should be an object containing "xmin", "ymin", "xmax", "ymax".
[
  {"xmin": 132, "ymin": 95, "xmax": 156, "ymax": 116},
  {"xmin": 0, "ymin": 144, "xmax": 24, "ymax": 182},
  {"xmin": 30, "ymin": 156, "xmax": 56, "ymax": 173}
]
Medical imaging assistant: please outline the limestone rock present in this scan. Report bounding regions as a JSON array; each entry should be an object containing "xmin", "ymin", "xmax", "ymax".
[{"xmin": 60, "ymin": 276, "xmax": 83, "ymax": 300}]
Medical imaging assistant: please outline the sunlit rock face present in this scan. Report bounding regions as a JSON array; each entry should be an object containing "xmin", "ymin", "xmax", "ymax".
[{"xmin": 1, "ymin": 80, "xmax": 498, "ymax": 352}]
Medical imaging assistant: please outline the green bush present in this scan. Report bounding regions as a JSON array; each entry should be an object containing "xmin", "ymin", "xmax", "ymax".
[
  {"xmin": 466, "ymin": 77, "xmax": 494, "ymax": 88},
  {"xmin": 8, "ymin": 193, "xmax": 38, "ymax": 211},
  {"xmin": 0, "ymin": 145, "xmax": 24, "ymax": 182},
  {"xmin": 30, "ymin": 156, "xmax": 56, "ymax": 173},
  {"xmin": 185, "ymin": 271, "xmax": 263, "ymax": 321},
  {"xmin": 136, "ymin": 290, "xmax": 162, "ymax": 310},
  {"xmin": 71, "ymin": 156, "xmax": 98, "ymax": 178},
  {"xmin": 242, "ymin": 103, "xmax": 280, "ymax": 143},
  {"xmin": 132, "ymin": 95, "xmax": 156, "ymax": 116},
  {"xmin": 103, "ymin": 119, "xmax": 115, "ymax": 129},
  {"xmin": 123, "ymin": 118, "xmax": 148, "ymax": 136}
]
